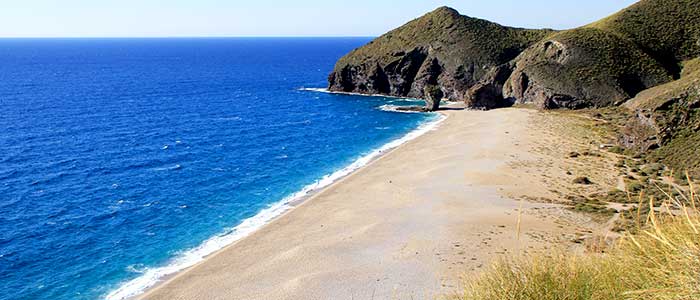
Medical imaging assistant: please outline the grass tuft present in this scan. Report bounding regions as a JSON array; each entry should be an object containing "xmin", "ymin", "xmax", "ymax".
[{"xmin": 453, "ymin": 175, "xmax": 700, "ymax": 300}]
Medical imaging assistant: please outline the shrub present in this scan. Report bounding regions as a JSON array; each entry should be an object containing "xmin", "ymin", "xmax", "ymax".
[
  {"xmin": 573, "ymin": 177, "xmax": 592, "ymax": 185},
  {"xmin": 608, "ymin": 146, "xmax": 624, "ymax": 154}
]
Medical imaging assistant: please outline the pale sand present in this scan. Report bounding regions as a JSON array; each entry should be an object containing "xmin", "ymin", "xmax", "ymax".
[{"xmin": 140, "ymin": 106, "xmax": 618, "ymax": 300}]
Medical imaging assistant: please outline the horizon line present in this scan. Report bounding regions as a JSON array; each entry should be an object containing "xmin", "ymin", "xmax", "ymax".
[{"xmin": 0, "ymin": 35, "xmax": 377, "ymax": 39}]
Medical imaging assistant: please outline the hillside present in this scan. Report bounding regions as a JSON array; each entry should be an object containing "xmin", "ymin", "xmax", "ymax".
[
  {"xmin": 503, "ymin": 27, "xmax": 671, "ymax": 108},
  {"xmin": 504, "ymin": 0, "xmax": 700, "ymax": 108},
  {"xmin": 327, "ymin": 7, "xmax": 551, "ymax": 102},
  {"xmin": 623, "ymin": 58, "xmax": 700, "ymax": 176},
  {"xmin": 590, "ymin": 0, "xmax": 700, "ymax": 77}
]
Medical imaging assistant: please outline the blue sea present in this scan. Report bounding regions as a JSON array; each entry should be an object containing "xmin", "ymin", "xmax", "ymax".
[{"xmin": 0, "ymin": 38, "xmax": 439, "ymax": 300}]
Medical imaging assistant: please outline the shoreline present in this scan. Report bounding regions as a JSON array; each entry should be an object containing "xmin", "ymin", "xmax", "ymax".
[
  {"xmin": 135, "ymin": 106, "xmax": 615, "ymax": 300},
  {"xmin": 105, "ymin": 110, "xmax": 448, "ymax": 300}
]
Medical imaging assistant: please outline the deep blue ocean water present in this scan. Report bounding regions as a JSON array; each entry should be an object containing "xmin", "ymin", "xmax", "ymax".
[{"xmin": 0, "ymin": 38, "xmax": 436, "ymax": 300}]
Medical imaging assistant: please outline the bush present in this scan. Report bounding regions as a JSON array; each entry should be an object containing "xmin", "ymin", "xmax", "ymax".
[
  {"xmin": 626, "ymin": 181, "xmax": 644, "ymax": 192},
  {"xmin": 573, "ymin": 176, "xmax": 592, "ymax": 184},
  {"xmin": 608, "ymin": 146, "xmax": 624, "ymax": 154}
]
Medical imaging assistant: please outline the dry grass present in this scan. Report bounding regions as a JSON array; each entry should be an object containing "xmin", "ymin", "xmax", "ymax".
[{"xmin": 452, "ymin": 175, "xmax": 700, "ymax": 300}]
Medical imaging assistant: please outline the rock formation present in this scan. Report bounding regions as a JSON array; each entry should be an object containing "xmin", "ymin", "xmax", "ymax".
[
  {"xmin": 393, "ymin": 85, "xmax": 444, "ymax": 112},
  {"xmin": 423, "ymin": 85, "xmax": 443, "ymax": 111},
  {"xmin": 465, "ymin": 64, "xmax": 514, "ymax": 109}
]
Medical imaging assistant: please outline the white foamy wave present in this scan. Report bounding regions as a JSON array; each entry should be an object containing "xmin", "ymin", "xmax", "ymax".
[
  {"xmin": 378, "ymin": 104, "xmax": 425, "ymax": 114},
  {"xmin": 125, "ymin": 264, "xmax": 147, "ymax": 274},
  {"xmin": 104, "ymin": 114, "xmax": 447, "ymax": 300},
  {"xmin": 299, "ymin": 87, "xmax": 424, "ymax": 102},
  {"xmin": 300, "ymin": 87, "xmax": 328, "ymax": 93},
  {"xmin": 104, "ymin": 200, "xmax": 292, "ymax": 300},
  {"xmin": 153, "ymin": 164, "xmax": 181, "ymax": 171}
]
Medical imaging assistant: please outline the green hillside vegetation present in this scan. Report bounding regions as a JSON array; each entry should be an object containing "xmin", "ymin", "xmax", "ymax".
[
  {"xmin": 547, "ymin": 28, "xmax": 670, "ymax": 87},
  {"xmin": 505, "ymin": 27, "xmax": 671, "ymax": 108},
  {"xmin": 626, "ymin": 58, "xmax": 700, "ymax": 110},
  {"xmin": 589, "ymin": 0, "xmax": 700, "ymax": 76},
  {"xmin": 336, "ymin": 7, "xmax": 549, "ymax": 71},
  {"xmin": 506, "ymin": 0, "xmax": 700, "ymax": 108},
  {"xmin": 625, "ymin": 57, "xmax": 700, "ymax": 177}
]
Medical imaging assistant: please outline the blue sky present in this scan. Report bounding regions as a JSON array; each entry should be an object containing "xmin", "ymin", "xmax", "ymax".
[{"xmin": 0, "ymin": 0, "xmax": 638, "ymax": 37}]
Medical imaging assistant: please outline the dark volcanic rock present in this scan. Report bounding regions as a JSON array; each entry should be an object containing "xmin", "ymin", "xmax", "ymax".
[
  {"xmin": 392, "ymin": 85, "xmax": 443, "ymax": 113},
  {"xmin": 328, "ymin": 62, "xmax": 391, "ymax": 94},
  {"xmin": 327, "ymin": 6, "xmax": 551, "ymax": 103},
  {"xmin": 394, "ymin": 106, "xmax": 429, "ymax": 113},
  {"xmin": 465, "ymin": 64, "xmax": 514, "ymax": 109},
  {"xmin": 423, "ymin": 84, "xmax": 443, "ymax": 111}
]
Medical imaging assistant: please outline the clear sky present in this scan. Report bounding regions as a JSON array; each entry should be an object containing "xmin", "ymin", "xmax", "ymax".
[{"xmin": 0, "ymin": 0, "xmax": 639, "ymax": 37}]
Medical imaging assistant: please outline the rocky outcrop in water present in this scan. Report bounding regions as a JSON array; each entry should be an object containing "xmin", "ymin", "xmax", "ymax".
[{"xmin": 393, "ymin": 85, "xmax": 444, "ymax": 112}]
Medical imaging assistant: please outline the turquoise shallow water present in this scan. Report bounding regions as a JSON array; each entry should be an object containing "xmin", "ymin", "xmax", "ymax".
[{"xmin": 0, "ymin": 38, "xmax": 436, "ymax": 300}]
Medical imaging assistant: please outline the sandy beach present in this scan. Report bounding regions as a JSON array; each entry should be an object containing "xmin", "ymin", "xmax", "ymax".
[{"xmin": 139, "ymin": 105, "xmax": 618, "ymax": 300}]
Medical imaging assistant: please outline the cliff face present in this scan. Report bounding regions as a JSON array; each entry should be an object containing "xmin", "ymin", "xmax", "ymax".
[{"xmin": 327, "ymin": 7, "xmax": 551, "ymax": 102}]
